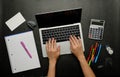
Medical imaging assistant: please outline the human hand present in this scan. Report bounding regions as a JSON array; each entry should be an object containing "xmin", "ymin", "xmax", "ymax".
[
  {"xmin": 69, "ymin": 35, "xmax": 96, "ymax": 77},
  {"xmin": 46, "ymin": 38, "xmax": 60, "ymax": 63},
  {"xmin": 69, "ymin": 35, "xmax": 84, "ymax": 59}
]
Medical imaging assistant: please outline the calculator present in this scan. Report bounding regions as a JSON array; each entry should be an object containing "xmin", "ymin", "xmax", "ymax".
[{"xmin": 88, "ymin": 19, "xmax": 105, "ymax": 40}]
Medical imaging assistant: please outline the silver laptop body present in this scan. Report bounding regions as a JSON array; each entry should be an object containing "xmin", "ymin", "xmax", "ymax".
[{"xmin": 39, "ymin": 22, "xmax": 85, "ymax": 57}]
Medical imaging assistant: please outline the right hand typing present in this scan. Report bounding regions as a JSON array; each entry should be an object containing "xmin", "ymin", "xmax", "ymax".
[{"xmin": 69, "ymin": 35, "xmax": 84, "ymax": 59}]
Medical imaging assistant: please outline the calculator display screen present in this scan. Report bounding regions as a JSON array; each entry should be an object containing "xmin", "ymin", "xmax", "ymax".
[{"xmin": 92, "ymin": 21, "xmax": 104, "ymax": 26}]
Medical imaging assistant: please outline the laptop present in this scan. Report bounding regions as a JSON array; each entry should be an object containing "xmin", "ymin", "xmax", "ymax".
[{"xmin": 35, "ymin": 8, "xmax": 85, "ymax": 57}]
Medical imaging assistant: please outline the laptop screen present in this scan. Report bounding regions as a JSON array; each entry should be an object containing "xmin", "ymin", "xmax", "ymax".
[{"xmin": 35, "ymin": 8, "xmax": 82, "ymax": 28}]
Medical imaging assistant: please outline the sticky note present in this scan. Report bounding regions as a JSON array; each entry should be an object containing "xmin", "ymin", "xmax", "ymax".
[{"xmin": 5, "ymin": 12, "xmax": 26, "ymax": 31}]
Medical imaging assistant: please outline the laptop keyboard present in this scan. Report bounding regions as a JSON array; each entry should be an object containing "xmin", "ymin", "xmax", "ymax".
[{"xmin": 41, "ymin": 25, "xmax": 81, "ymax": 44}]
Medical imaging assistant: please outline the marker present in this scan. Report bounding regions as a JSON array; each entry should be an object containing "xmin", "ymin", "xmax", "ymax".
[
  {"xmin": 94, "ymin": 42, "xmax": 98, "ymax": 54},
  {"xmin": 92, "ymin": 42, "xmax": 98, "ymax": 62},
  {"xmin": 88, "ymin": 59, "xmax": 92, "ymax": 66},
  {"xmin": 91, "ymin": 48, "xmax": 94, "ymax": 59},
  {"xmin": 88, "ymin": 48, "xmax": 94, "ymax": 66},
  {"xmin": 20, "ymin": 41, "xmax": 32, "ymax": 58},
  {"xmin": 94, "ymin": 44, "xmax": 102, "ymax": 63},
  {"xmin": 87, "ymin": 45, "xmax": 93, "ymax": 62},
  {"xmin": 93, "ymin": 44, "xmax": 99, "ymax": 63}
]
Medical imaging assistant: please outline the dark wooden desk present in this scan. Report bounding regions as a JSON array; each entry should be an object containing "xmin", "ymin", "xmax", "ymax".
[{"xmin": 0, "ymin": 0, "xmax": 120, "ymax": 77}]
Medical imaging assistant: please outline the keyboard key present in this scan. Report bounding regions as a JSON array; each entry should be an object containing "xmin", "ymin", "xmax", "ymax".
[{"xmin": 41, "ymin": 25, "xmax": 80, "ymax": 44}]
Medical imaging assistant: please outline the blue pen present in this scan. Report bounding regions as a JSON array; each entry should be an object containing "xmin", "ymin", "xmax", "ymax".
[
  {"xmin": 94, "ymin": 44, "xmax": 102, "ymax": 63},
  {"xmin": 93, "ymin": 44, "xmax": 99, "ymax": 63}
]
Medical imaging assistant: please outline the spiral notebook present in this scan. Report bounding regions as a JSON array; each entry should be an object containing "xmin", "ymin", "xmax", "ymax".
[{"xmin": 4, "ymin": 31, "xmax": 41, "ymax": 73}]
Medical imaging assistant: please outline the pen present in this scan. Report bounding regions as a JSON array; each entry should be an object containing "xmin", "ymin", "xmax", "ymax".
[
  {"xmin": 93, "ymin": 44, "xmax": 99, "ymax": 63},
  {"xmin": 88, "ymin": 59, "xmax": 92, "ymax": 66},
  {"xmin": 94, "ymin": 42, "xmax": 98, "ymax": 54},
  {"xmin": 87, "ymin": 45, "xmax": 93, "ymax": 62},
  {"xmin": 92, "ymin": 42, "xmax": 98, "ymax": 62},
  {"xmin": 94, "ymin": 44, "xmax": 102, "ymax": 63},
  {"xmin": 91, "ymin": 48, "xmax": 95, "ymax": 61},
  {"xmin": 88, "ymin": 48, "xmax": 94, "ymax": 66},
  {"xmin": 20, "ymin": 41, "xmax": 32, "ymax": 58}
]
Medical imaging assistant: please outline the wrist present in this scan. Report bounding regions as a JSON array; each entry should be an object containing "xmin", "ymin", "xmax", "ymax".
[
  {"xmin": 49, "ymin": 59, "xmax": 57, "ymax": 65},
  {"xmin": 77, "ymin": 55, "xmax": 86, "ymax": 62}
]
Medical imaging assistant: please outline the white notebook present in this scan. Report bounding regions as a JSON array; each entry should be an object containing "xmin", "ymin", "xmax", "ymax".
[{"xmin": 4, "ymin": 31, "xmax": 41, "ymax": 73}]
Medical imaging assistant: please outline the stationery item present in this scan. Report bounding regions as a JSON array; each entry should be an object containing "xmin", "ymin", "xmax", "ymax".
[
  {"xmin": 88, "ymin": 48, "xmax": 94, "ymax": 66},
  {"xmin": 91, "ymin": 49, "xmax": 95, "ymax": 62},
  {"xmin": 94, "ymin": 44, "xmax": 102, "ymax": 63},
  {"xmin": 94, "ymin": 42, "xmax": 98, "ymax": 52},
  {"xmin": 88, "ymin": 59, "xmax": 92, "ymax": 66},
  {"xmin": 92, "ymin": 42, "xmax": 98, "ymax": 62},
  {"xmin": 4, "ymin": 31, "xmax": 40, "ymax": 73},
  {"xmin": 87, "ymin": 45, "xmax": 93, "ymax": 62},
  {"xmin": 5, "ymin": 12, "xmax": 26, "ymax": 31},
  {"xmin": 93, "ymin": 44, "xmax": 99, "ymax": 63},
  {"xmin": 87, "ymin": 42, "xmax": 99, "ymax": 65},
  {"xmin": 20, "ymin": 41, "xmax": 32, "ymax": 58}
]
